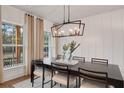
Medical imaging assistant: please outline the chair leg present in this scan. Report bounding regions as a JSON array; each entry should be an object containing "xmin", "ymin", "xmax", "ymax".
[
  {"xmin": 67, "ymin": 74, "xmax": 69, "ymax": 88},
  {"xmin": 67, "ymin": 85, "xmax": 69, "ymax": 88},
  {"xmin": 76, "ymin": 77, "xmax": 78, "ymax": 88},
  {"xmin": 51, "ymin": 80, "xmax": 53, "ymax": 88},
  {"xmin": 32, "ymin": 78, "xmax": 34, "ymax": 87},
  {"xmin": 79, "ymin": 76, "xmax": 81, "ymax": 88},
  {"xmin": 67, "ymin": 81, "xmax": 69, "ymax": 88},
  {"xmin": 32, "ymin": 81, "xmax": 34, "ymax": 87},
  {"xmin": 31, "ymin": 74, "xmax": 34, "ymax": 87},
  {"xmin": 105, "ymin": 83, "xmax": 108, "ymax": 88},
  {"xmin": 60, "ymin": 84, "xmax": 62, "ymax": 87},
  {"xmin": 42, "ymin": 77, "xmax": 44, "ymax": 88}
]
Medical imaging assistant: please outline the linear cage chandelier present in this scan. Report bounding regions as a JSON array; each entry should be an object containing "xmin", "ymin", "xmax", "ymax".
[{"xmin": 51, "ymin": 6, "xmax": 85, "ymax": 37}]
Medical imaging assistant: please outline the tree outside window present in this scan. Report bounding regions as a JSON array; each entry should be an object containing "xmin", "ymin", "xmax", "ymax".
[
  {"xmin": 2, "ymin": 23, "xmax": 23, "ymax": 68},
  {"xmin": 44, "ymin": 32, "xmax": 51, "ymax": 58}
]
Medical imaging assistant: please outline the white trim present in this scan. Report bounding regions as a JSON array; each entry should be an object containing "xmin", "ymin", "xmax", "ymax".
[
  {"xmin": 3, "ymin": 44, "xmax": 23, "ymax": 46},
  {"xmin": 3, "ymin": 64, "xmax": 25, "ymax": 71},
  {"xmin": 2, "ymin": 20, "xmax": 24, "ymax": 27}
]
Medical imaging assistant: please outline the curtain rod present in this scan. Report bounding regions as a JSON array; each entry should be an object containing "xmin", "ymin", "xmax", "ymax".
[{"xmin": 25, "ymin": 13, "xmax": 43, "ymax": 20}]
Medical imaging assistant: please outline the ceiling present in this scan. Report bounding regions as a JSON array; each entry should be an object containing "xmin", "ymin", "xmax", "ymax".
[{"xmin": 13, "ymin": 5, "xmax": 124, "ymax": 23}]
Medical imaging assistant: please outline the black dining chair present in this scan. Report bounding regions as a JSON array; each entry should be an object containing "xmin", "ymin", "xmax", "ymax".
[
  {"xmin": 78, "ymin": 67, "xmax": 108, "ymax": 88},
  {"xmin": 91, "ymin": 58, "xmax": 108, "ymax": 65},
  {"xmin": 51, "ymin": 63, "xmax": 77, "ymax": 88},
  {"xmin": 73, "ymin": 56, "xmax": 85, "ymax": 63},
  {"xmin": 31, "ymin": 59, "xmax": 51, "ymax": 88}
]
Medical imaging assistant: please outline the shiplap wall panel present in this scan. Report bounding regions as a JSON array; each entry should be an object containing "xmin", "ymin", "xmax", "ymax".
[
  {"xmin": 122, "ymin": 12, "xmax": 124, "ymax": 72},
  {"xmin": 102, "ymin": 13, "xmax": 113, "ymax": 64},
  {"xmin": 58, "ymin": 9, "xmax": 124, "ymax": 72},
  {"xmin": 112, "ymin": 11, "xmax": 124, "ymax": 66},
  {"xmin": 85, "ymin": 18, "xmax": 95, "ymax": 61}
]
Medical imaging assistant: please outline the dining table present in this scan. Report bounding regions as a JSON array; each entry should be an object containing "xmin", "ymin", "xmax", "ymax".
[{"xmin": 31, "ymin": 58, "xmax": 124, "ymax": 88}]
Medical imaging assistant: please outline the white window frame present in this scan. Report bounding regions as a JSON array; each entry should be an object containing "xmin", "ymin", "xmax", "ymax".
[{"xmin": 2, "ymin": 22, "xmax": 24, "ymax": 68}]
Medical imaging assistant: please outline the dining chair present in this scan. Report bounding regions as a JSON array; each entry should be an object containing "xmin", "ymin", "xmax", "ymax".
[
  {"xmin": 91, "ymin": 58, "xmax": 108, "ymax": 65},
  {"xmin": 72, "ymin": 56, "xmax": 85, "ymax": 83},
  {"xmin": 78, "ymin": 67, "xmax": 108, "ymax": 88},
  {"xmin": 51, "ymin": 63, "xmax": 77, "ymax": 88},
  {"xmin": 31, "ymin": 59, "xmax": 51, "ymax": 88},
  {"xmin": 73, "ymin": 56, "xmax": 85, "ymax": 63}
]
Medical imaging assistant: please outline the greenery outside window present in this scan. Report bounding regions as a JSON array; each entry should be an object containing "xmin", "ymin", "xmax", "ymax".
[
  {"xmin": 44, "ymin": 32, "xmax": 51, "ymax": 58},
  {"xmin": 2, "ymin": 23, "xmax": 23, "ymax": 68}
]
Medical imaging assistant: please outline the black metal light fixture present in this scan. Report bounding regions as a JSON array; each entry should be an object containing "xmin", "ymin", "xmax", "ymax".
[{"xmin": 51, "ymin": 5, "xmax": 85, "ymax": 38}]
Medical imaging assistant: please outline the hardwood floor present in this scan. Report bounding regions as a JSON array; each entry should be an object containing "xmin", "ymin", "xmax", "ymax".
[{"xmin": 0, "ymin": 75, "xmax": 30, "ymax": 88}]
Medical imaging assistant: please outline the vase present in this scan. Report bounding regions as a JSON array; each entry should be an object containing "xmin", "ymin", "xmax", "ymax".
[
  {"xmin": 63, "ymin": 53, "xmax": 66, "ymax": 60},
  {"xmin": 68, "ymin": 53, "xmax": 72, "ymax": 60}
]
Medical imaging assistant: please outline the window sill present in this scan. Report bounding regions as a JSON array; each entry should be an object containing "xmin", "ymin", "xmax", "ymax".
[{"xmin": 3, "ymin": 64, "xmax": 25, "ymax": 71}]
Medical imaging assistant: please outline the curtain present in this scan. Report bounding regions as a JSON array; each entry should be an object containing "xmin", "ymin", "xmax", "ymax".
[
  {"xmin": 15, "ymin": 25, "xmax": 21, "ymax": 64},
  {"xmin": 0, "ymin": 5, "xmax": 3, "ymax": 83},
  {"xmin": 54, "ymin": 25, "xmax": 59, "ymax": 57},
  {"xmin": 51, "ymin": 25, "xmax": 59, "ymax": 58},
  {"xmin": 34, "ymin": 18, "xmax": 44, "ymax": 59},
  {"xmin": 24, "ymin": 14, "xmax": 34, "ymax": 75}
]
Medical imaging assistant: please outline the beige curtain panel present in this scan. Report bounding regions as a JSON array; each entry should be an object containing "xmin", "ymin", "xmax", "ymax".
[
  {"xmin": 35, "ymin": 18, "xmax": 44, "ymax": 59},
  {"xmin": 0, "ymin": 6, "xmax": 3, "ymax": 83},
  {"xmin": 53, "ymin": 25, "xmax": 58, "ymax": 57},
  {"xmin": 25, "ymin": 14, "xmax": 34, "ymax": 75}
]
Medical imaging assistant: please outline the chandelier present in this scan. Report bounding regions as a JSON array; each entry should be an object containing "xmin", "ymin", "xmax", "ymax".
[{"xmin": 51, "ymin": 6, "xmax": 85, "ymax": 38}]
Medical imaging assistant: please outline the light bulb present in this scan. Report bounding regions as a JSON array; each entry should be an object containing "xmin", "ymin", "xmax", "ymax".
[
  {"xmin": 54, "ymin": 31, "xmax": 57, "ymax": 34},
  {"xmin": 61, "ymin": 30, "xmax": 64, "ymax": 33},
  {"xmin": 58, "ymin": 31, "xmax": 61, "ymax": 35},
  {"xmin": 77, "ymin": 28, "xmax": 80, "ymax": 31},
  {"xmin": 69, "ymin": 29, "xmax": 73, "ymax": 32},
  {"xmin": 74, "ymin": 27, "xmax": 77, "ymax": 30}
]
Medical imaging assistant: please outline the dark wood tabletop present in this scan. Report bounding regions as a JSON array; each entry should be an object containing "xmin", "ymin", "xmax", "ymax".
[
  {"xmin": 70, "ymin": 62, "xmax": 123, "ymax": 87},
  {"xmin": 31, "ymin": 60, "xmax": 124, "ymax": 88}
]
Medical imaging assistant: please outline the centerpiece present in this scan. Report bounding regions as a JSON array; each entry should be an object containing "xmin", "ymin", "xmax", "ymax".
[{"xmin": 63, "ymin": 41, "xmax": 80, "ymax": 60}]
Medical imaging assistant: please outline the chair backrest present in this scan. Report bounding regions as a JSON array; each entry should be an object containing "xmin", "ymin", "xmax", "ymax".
[
  {"xmin": 51, "ymin": 63, "xmax": 70, "ymax": 87},
  {"xmin": 91, "ymin": 58, "xmax": 108, "ymax": 65},
  {"xmin": 56, "ymin": 55, "xmax": 63, "ymax": 59},
  {"xmin": 33, "ymin": 59, "xmax": 44, "ymax": 67},
  {"xmin": 78, "ymin": 67, "xmax": 108, "ymax": 87},
  {"xmin": 31, "ymin": 59, "xmax": 46, "ymax": 73},
  {"xmin": 51, "ymin": 63, "xmax": 69, "ymax": 73},
  {"xmin": 31, "ymin": 59, "xmax": 44, "ymax": 79},
  {"xmin": 73, "ymin": 56, "xmax": 85, "ymax": 63}
]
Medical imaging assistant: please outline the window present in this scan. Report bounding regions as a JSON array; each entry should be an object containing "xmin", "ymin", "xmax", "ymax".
[
  {"xmin": 44, "ymin": 32, "xmax": 51, "ymax": 58},
  {"xmin": 2, "ymin": 23, "xmax": 23, "ymax": 68}
]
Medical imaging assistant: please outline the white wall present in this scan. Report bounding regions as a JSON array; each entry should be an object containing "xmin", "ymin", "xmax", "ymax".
[
  {"xmin": 44, "ymin": 20, "xmax": 53, "ymax": 32},
  {"xmin": 3, "ymin": 66, "xmax": 25, "ymax": 82},
  {"xmin": 58, "ymin": 8, "xmax": 124, "ymax": 73},
  {"xmin": 2, "ymin": 5, "xmax": 24, "ymax": 26}
]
